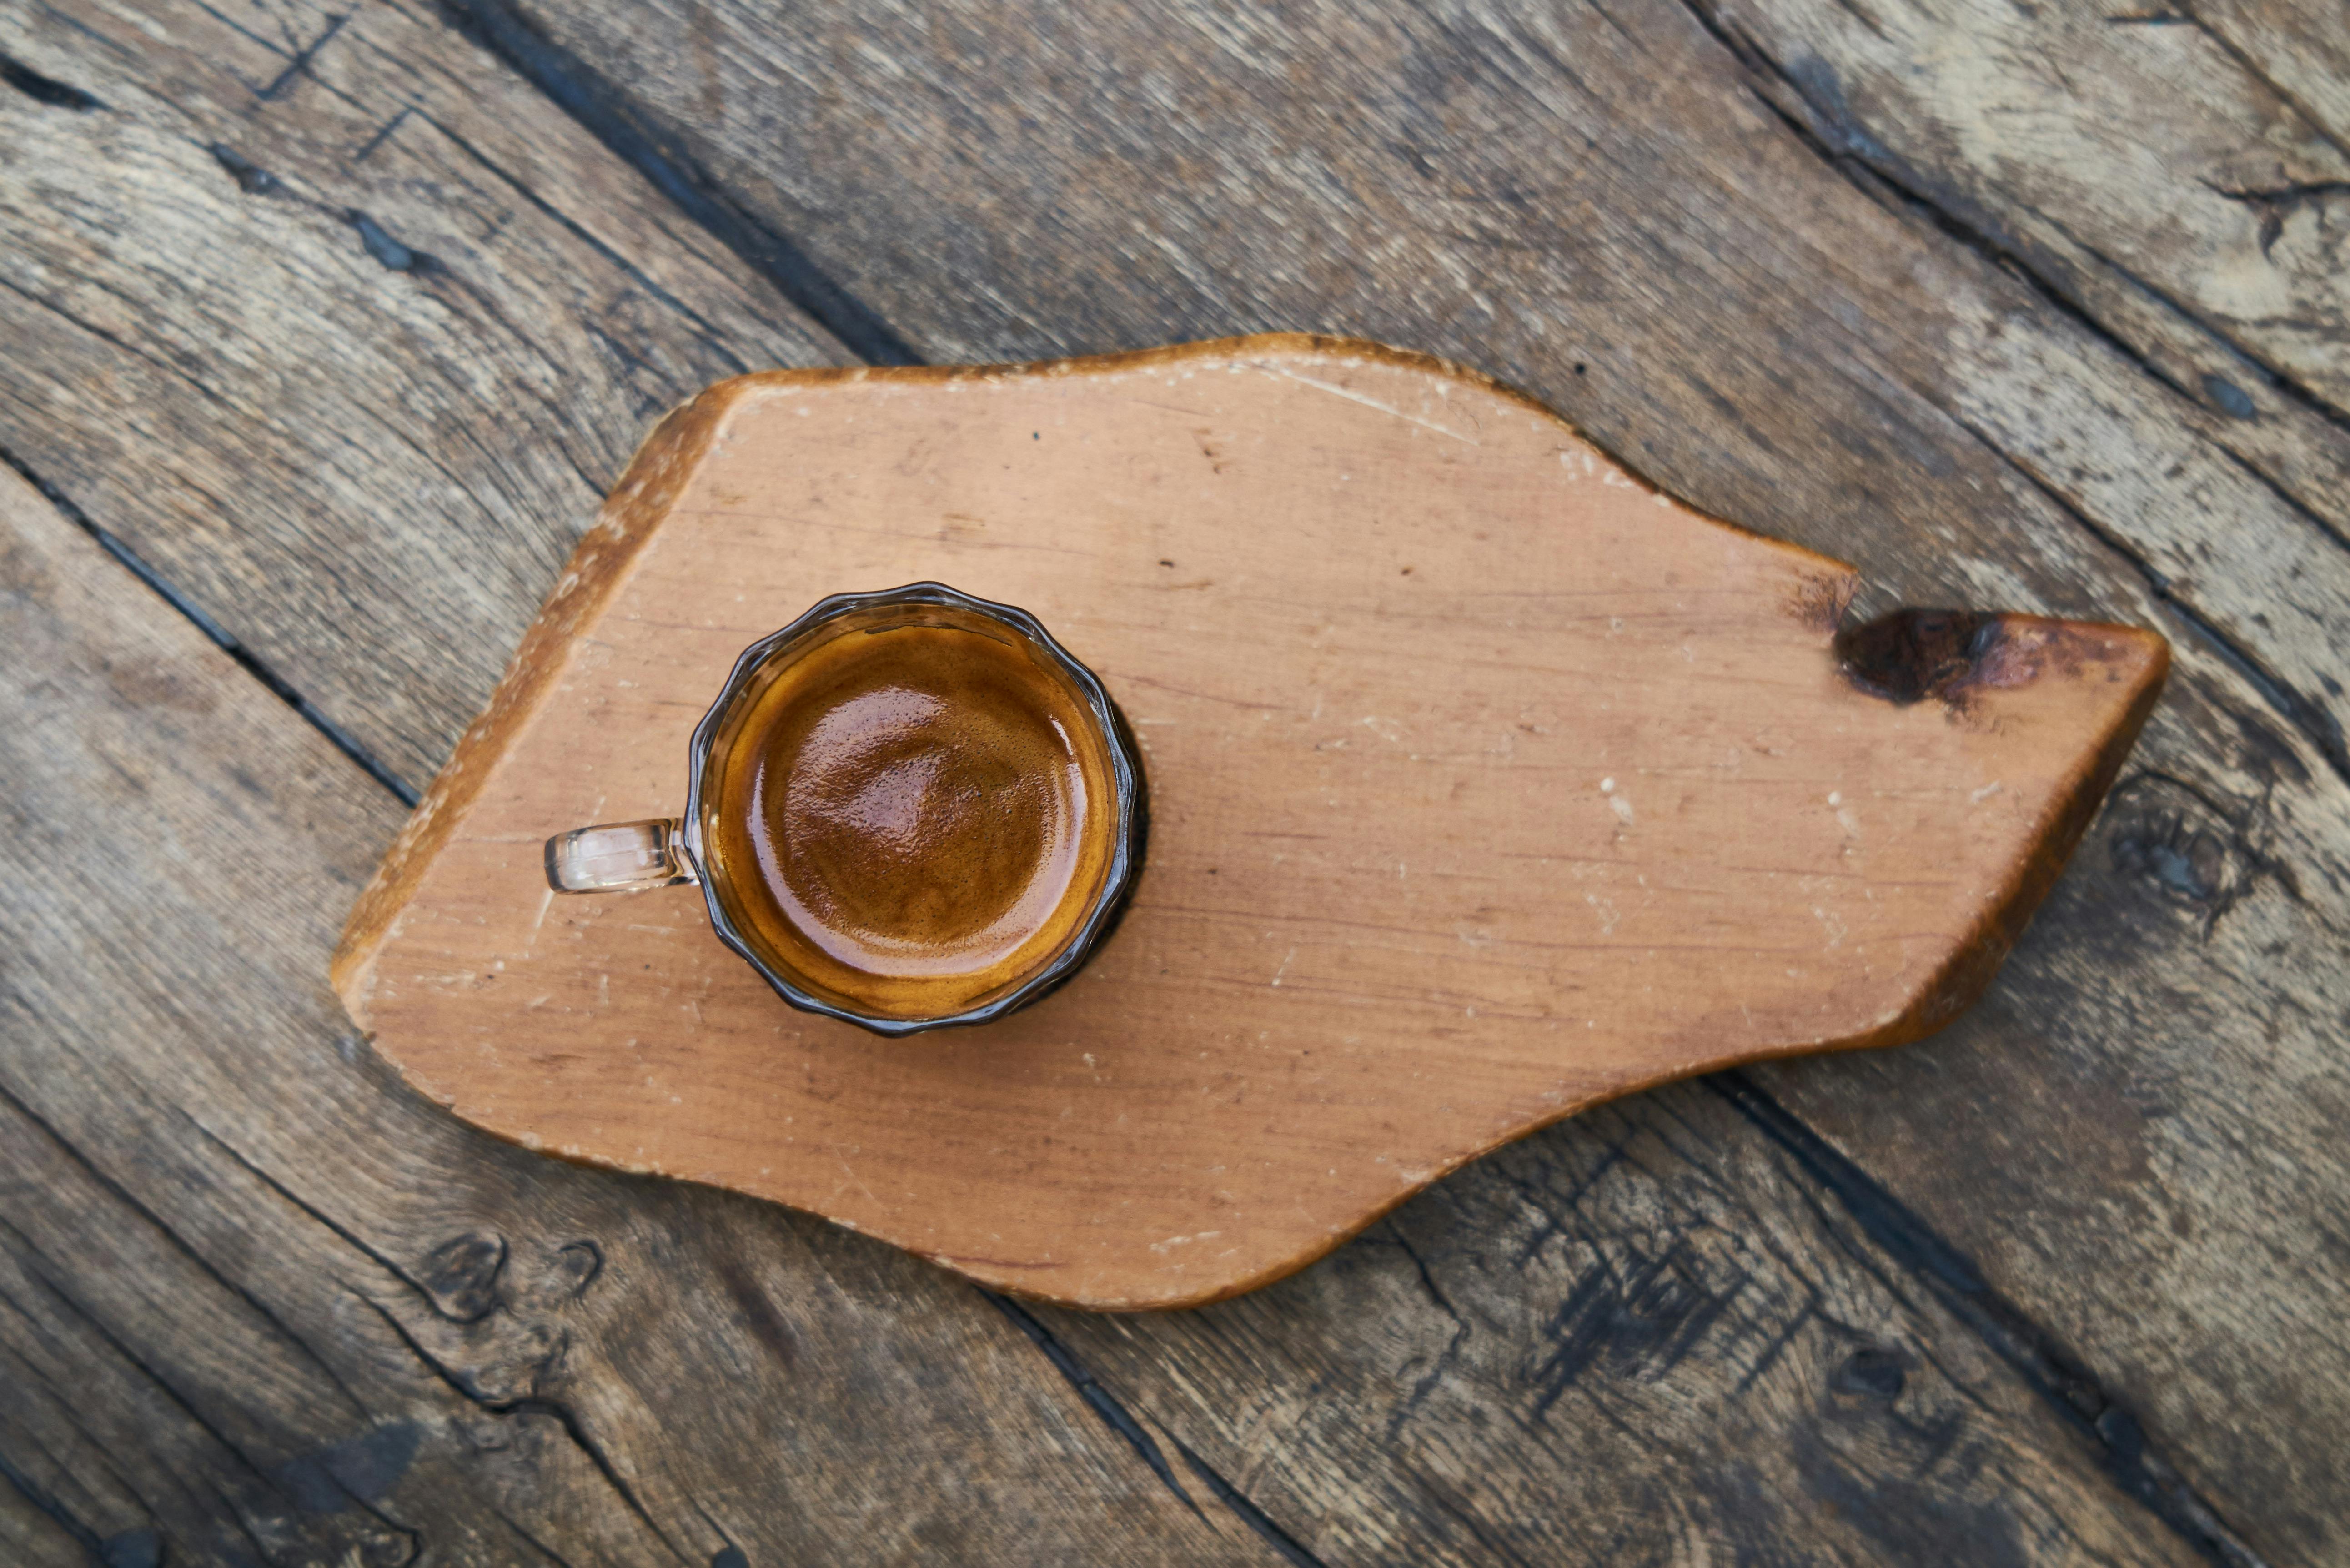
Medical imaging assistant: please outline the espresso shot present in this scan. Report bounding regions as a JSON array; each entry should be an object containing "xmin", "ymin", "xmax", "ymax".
[{"xmin": 694, "ymin": 589, "xmax": 1138, "ymax": 1029}]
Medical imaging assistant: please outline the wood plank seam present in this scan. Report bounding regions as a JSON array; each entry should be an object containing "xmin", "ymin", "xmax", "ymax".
[
  {"xmin": 0, "ymin": 1083, "xmax": 664, "ymax": 1562},
  {"xmin": 2173, "ymin": 5, "xmax": 2350, "ymax": 165},
  {"xmin": 986, "ymin": 1295, "xmax": 1205, "ymax": 1515},
  {"xmin": 331, "ymin": 5, "xmax": 2283, "ymax": 1553},
  {"xmin": 1694, "ymin": 0, "xmax": 2350, "ymax": 440},
  {"xmin": 1168, "ymin": 1443, "xmax": 1330, "ymax": 1568},
  {"xmin": 0, "ymin": 49, "xmax": 105, "ymax": 111},
  {"xmin": 0, "ymin": 442, "xmax": 423, "ymax": 806},
  {"xmin": 989, "ymin": 1289, "xmax": 1370, "ymax": 1568},
  {"xmin": 436, "ymin": 0, "xmax": 921, "ymax": 366},
  {"xmin": 0, "ymin": 1422, "xmax": 110, "ymax": 1563},
  {"xmin": 0, "ymin": 1078, "xmax": 371, "ymax": 1420}
]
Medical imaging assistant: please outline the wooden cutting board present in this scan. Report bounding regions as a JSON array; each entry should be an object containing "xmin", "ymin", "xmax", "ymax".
[{"xmin": 333, "ymin": 335, "xmax": 2166, "ymax": 1310}]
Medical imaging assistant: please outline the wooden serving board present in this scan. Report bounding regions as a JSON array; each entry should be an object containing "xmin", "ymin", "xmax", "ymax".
[{"xmin": 334, "ymin": 335, "xmax": 2165, "ymax": 1310}]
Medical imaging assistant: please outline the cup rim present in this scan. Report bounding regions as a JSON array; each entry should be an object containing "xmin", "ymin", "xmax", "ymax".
[{"xmin": 678, "ymin": 582, "xmax": 1144, "ymax": 1038}]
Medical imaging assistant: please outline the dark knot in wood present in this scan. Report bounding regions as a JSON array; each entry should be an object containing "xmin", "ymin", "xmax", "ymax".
[{"xmin": 1834, "ymin": 608, "xmax": 2001, "ymax": 705}]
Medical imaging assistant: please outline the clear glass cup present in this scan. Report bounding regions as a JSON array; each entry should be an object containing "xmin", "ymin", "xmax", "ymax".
[{"xmin": 545, "ymin": 583, "xmax": 1143, "ymax": 1036}]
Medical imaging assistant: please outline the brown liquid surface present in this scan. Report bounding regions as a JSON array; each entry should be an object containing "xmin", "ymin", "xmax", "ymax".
[{"xmin": 705, "ymin": 619, "xmax": 1118, "ymax": 1019}]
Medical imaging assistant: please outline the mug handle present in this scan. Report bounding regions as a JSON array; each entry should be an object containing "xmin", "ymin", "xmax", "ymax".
[{"xmin": 544, "ymin": 819, "xmax": 698, "ymax": 893}]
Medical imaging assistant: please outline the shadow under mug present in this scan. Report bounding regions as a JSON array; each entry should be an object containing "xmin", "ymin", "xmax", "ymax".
[{"xmin": 544, "ymin": 583, "xmax": 1144, "ymax": 1037}]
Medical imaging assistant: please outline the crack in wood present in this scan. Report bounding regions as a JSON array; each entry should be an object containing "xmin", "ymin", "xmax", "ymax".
[
  {"xmin": 1379, "ymin": 1221, "xmax": 1469, "ymax": 1439},
  {"xmin": 1171, "ymin": 1441, "xmax": 1330, "ymax": 1568},
  {"xmin": 983, "ymin": 1293, "xmax": 1200, "ymax": 1518},
  {"xmin": 2204, "ymin": 178, "xmax": 2350, "ymax": 257},
  {"xmin": 414, "ymin": 110, "xmax": 752, "ymax": 373},
  {"xmin": 0, "ymin": 443, "xmax": 421, "ymax": 805},
  {"xmin": 346, "ymin": 208, "xmax": 444, "ymax": 275},
  {"xmin": 251, "ymin": 12, "xmax": 347, "ymax": 104},
  {"xmin": 0, "ymin": 49, "xmax": 103, "ymax": 110},
  {"xmin": 358, "ymin": 1297, "xmax": 690, "ymax": 1564},
  {"xmin": 353, "ymin": 105, "xmax": 412, "ymax": 164},
  {"xmin": 209, "ymin": 142, "xmax": 282, "ymax": 195}
]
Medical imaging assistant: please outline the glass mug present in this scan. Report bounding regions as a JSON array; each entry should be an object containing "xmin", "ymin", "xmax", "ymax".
[{"xmin": 545, "ymin": 583, "xmax": 1144, "ymax": 1036}]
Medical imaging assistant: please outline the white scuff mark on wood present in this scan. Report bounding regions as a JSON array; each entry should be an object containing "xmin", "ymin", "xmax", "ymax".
[
  {"xmin": 1247, "ymin": 362, "xmax": 1481, "ymax": 443},
  {"xmin": 1149, "ymin": 1230, "xmax": 1222, "ymax": 1254}
]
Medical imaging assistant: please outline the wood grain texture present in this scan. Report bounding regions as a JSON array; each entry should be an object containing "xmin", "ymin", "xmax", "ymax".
[
  {"xmin": 5, "ymin": 0, "xmax": 2341, "ymax": 1557},
  {"xmin": 0, "ymin": 1480, "xmax": 85, "ymax": 1568},
  {"xmin": 1692, "ymin": 0, "xmax": 2350, "ymax": 757},
  {"xmin": 0, "ymin": 465, "xmax": 1273, "ymax": 1563},
  {"xmin": 337, "ymin": 338, "xmax": 2165, "ymax": 1310},
  {"xmin": 2191, "ymin": 0, "xmax": 2350, "ymax": 156},
  {"xmin": 481, "ymin": 0, "xmax": 2350, "ymax": 772},
  {"xmin": 1, "ymin": 446, "xmax": 2206, "ymax": 1564},
  {"xmin": 0, "ymin": 0, "xmax": 846, "ymax": 788},
  {"xmin": 1039, "ymin": 1085, "xmax": 2212, "ymax": 1568},
  {"xmin": 1706, "ymin": 0, "xmax": 2350, "ymax": 420},
  {"xmin": 452, "ymin": 0, "xmax": 2350, "ymax": 1554}
]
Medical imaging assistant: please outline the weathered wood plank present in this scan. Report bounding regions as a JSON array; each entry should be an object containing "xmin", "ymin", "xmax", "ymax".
[
  {"xmin": 0, "ymin": 0, "xmax": 847, "ymax": 789},
  {"xmin": 1709, "ymin": 0, "xmax": 2350, "ymax": 436},
  {"xmin": 1643, "ymin": 1, "xmax": 2350, "ymax": 1554},
  {"xmin": 444, "ymin": 0, "xmax": 2350, "ymax": 1556},
  {"xmin": 9, "ymin": 0, "xmax": 2342, "ymax": 1557},
  {"xmin": 0, "ymin": 404, "xmax": 1266, "ymax": 1560}
]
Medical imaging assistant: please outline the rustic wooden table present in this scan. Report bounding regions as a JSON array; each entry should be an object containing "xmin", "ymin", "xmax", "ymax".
[{"xmin": 2, "ymin": 1, "xmax": 2343, "ymax": 1563}]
